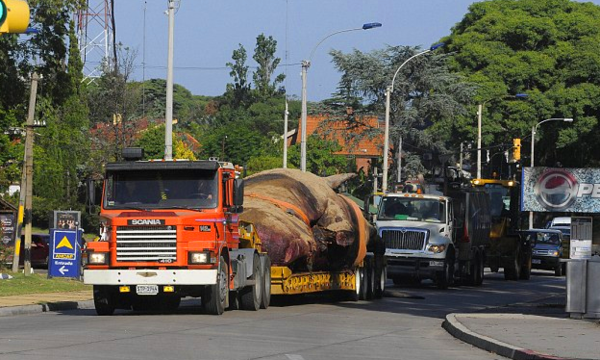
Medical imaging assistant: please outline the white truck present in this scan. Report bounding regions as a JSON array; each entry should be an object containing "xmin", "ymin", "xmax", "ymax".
[{"xmin": 375, "ymin": 188, "xmax": 490, "ymax": 289}]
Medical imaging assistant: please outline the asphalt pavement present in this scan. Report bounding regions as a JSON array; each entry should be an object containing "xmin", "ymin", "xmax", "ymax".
[{"xmin": 0, "ymin": 286, "xmax": 598, "ymax": 360}]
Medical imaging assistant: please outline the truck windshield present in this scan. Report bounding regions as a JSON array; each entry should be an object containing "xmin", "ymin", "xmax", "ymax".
[
  {"xmin": 378, "ymin": 197, "xmax": 446, "ymax": 223},
  {"xmin": 483, "ymin": 184, "xmax": 511, "ymax": 218},
  {"xmin": 104, "ymin": 169, "xmax": 218, "ymax": 210}
]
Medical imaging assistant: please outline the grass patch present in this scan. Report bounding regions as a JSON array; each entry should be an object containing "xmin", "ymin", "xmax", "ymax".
[{"xmin": 0, "ymin": 272, "xmax": 91, "ymax": 297}]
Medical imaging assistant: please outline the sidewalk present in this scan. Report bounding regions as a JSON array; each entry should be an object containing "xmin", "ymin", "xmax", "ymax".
[
  {"xmin": 443, "ymin": 296, "xmax": 600, "ymax": 360},
  {"xmin": 0, "ymin": 290, "xmax": 94, "ymax": 316}
]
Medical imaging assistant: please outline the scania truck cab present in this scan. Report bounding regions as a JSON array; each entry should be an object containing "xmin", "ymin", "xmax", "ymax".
[{"xmin": 84, "ymin": 149, "xmax": 270, "ymax": 315}]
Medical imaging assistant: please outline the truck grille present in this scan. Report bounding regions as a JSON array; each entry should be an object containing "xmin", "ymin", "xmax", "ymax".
[
  {"xmin": 382, "ymin": 229, "xmax": 428, "ymax": 250},
  {"xmin": 116, "ymin": 226, "xmax": 177, "ymax": 262}
]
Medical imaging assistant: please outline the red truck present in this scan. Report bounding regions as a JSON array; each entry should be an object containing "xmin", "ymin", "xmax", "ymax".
[{"xmin": 84, "ymin": 149, "xmax": 270, "ymax": 315}]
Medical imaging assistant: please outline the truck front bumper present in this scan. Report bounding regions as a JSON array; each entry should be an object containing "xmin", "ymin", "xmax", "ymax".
[
  {"xmin": 83, "ymin": 269, "xmax": 217, "ymax": 285},
  {"xmin": 385, "ymin": 256, "xmax": 445, "ymax": 279}
]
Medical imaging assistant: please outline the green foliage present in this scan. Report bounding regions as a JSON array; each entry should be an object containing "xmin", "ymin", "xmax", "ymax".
[
  {"xmin": 136, "ymin": 124, "xmax": 167, "ymax": 160},
  {"xmin": 328, "ymin": 45, "xmax": 475, "ymax": 181},
  {"xmin": 245, "ymin": 155, "xmax": 287, "ymax": 175},
  {"xmin": 287, "ymin": 136, "xmax": 349, "ymax": 176},
  {"xmin": 252, "ymin": 34, "xmax": 285, "ymax": 99},
  {"xmin": 441, "ymin": 0, "xmax": 600, "ymax": 167}
]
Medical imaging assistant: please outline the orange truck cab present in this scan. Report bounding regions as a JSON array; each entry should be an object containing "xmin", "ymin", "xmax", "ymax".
[{"xmin": 84, "ymin": 148, "xmax": 270, "ymax": 315}]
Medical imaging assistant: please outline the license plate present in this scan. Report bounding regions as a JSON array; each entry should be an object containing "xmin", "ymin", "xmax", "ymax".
[
  {"xmin": 429, "ymin": 261, "xmax": 444, "ymax": 267},
  {"xmin": 136, "ymin": 285, "xmax": 159, "ymax": 295},
  {"xmin": 532, "ymin": 259, "xmax": 541, "ymax": 264}
]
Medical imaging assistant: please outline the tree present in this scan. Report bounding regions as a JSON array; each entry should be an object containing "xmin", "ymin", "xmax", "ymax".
[
  {"xmin": 252, "ymin": 34, "xmax": 285, "ymax": 99},
  {"xmin": 440, "ymin": 0, "xmax": 600, "ymax": 167},
  {"xmin": 328, "ymin": 46, "xmax": 475, "ymax": 180},
  {"xmin": 225, "ymin": 45, "xmax": 251, "ymax": 108}
]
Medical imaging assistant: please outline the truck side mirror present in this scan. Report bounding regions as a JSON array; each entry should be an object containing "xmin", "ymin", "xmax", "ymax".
[
  {"xmin": 233, "ymin": 178, "xmax": 244, "ymax": 207},
  {"xmin": 87, "ymin": 179, "xmax": 102, "ymax": 214}
]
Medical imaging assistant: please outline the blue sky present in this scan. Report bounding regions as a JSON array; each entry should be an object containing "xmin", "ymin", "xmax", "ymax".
[{"xmin": 105, "ymin": 0, "xmax": 598, "ymax": 101}]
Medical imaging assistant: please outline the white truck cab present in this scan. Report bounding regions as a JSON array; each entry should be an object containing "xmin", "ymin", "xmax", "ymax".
[{"xmin": 375, "ymin": 192, "xmax": 456, "ymax": 289}]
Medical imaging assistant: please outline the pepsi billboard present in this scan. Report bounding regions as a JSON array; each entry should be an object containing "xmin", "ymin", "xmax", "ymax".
[{"xmin": 522, "ymin": 167, "xmax": 600, "ymax": 212}]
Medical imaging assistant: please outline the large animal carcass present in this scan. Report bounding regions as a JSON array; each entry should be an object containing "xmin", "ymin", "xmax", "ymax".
[{"xmin": 239, "ymin": 169, "xmax": 379, "ymax": 276}]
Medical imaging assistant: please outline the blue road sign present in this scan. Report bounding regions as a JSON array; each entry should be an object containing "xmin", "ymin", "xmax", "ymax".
[{"xmin": 49, "ymin": 229, "xmax": 81, "ymax": 278}]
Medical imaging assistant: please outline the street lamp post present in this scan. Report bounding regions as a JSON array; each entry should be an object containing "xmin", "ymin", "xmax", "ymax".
[
  {"xmin": 528, "ymin": 117, "xmax": 573, "ymax": 228},
  {"xmin": 300, "ymin": 22, "xmax": 382, "ymax": 172},
  {"xmin": 476, "ymin": 93, "xmax": 528, "ymax": 179},
  {"xmin": 381, "ymin": 43, "xmax": 444, "ymax": 194}
]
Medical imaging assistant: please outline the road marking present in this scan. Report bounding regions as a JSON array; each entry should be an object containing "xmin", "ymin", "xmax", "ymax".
[{"xmin": 285, "ymin": 355, "xmax": 305, "ymax": 360}]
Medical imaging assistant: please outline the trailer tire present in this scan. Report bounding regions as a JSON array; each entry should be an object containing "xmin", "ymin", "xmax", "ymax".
[
  {"xmin": 475, "ymin": 252, "xmax": 485, "ymax": 286},
  {"xmin": 348, "ymin": 267, "xmax": 362, "ymax": 301},
  {"xmin": 240, "ymin": 253, "xmax": 262, "ymax": 311},
  {"xmin": 359, "ymin": 264, "xmax": 369, "ymax": 300},
  {"xmin": 373, "ymin": 265, "xmax": 386, "ymax": 299},
  {"xmin": 366, "ymin": 260, "xmax": 376, "ymax": 300},
  {"xmin": 93, "ymin": 286, "xmax": 116, "ymax": 316},
  {"xmin": 520, "ymin": 254, "xmax": 532, "ymax": 280},
  {"xmin": 203, "ymin": 256, "xmax": 228, "ymax": 315},
  {"xmin": 260, "ymin": 256, "xmax": 271, "ymax": 309}
]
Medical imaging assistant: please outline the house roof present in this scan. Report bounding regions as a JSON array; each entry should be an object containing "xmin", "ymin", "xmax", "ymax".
[
  {"xmin": 0, "ymin": 197, "xmax": 17, "ymax": 213},
  {"xmin": 296, "ymin": 114, "xmax": 383, "ymax": 158}
]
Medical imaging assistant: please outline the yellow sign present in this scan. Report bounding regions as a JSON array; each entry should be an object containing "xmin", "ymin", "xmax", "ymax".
[{"xmin": 57, "ymin": 236, "xmax": 74, "ymax": 250}]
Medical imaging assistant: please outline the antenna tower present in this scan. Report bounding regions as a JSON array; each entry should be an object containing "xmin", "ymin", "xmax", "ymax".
[{"xmin": 76, "ymin": 0, "xmax": 115, "ymax": 84}]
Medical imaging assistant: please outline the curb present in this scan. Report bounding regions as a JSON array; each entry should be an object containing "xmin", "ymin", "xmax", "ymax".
[
  {"xmin": 442, "ymin": 313, "xmax": 571, "ymax": 360},
  {"xmin": 0, "ymin": 300, "xmax": 94, "ymax": 317}
]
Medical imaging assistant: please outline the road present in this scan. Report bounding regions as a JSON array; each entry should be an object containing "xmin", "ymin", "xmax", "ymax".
[{"xmin": 0, "ymin": 270, "xmax": 565, "ymax": 360}]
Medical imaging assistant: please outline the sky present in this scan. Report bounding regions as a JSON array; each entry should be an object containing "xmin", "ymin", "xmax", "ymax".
[{"xmin": 88, "ymin": 0, "xmax": 597, "ymax": 102}]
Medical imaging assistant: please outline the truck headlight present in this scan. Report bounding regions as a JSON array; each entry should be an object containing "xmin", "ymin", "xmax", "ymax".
[
  {"xmin": 189, "ymin": 251, "xmax": 212, "ymax": 264},
  {"xmin": 552, "ymin": 250, "xmax": 559, "ymax": 257},
  {"xmin": 88, "ymin": 252, "xmax": 108, "ymax": 265},
  {"xmin": 427, "ymin": 244, "xmax": 446, "ymax": 253}
]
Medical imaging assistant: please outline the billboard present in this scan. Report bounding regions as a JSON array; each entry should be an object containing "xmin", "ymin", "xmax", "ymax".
[{"xmin": 522, "ymin": 167, "xmax": 600, "ymax": 213}]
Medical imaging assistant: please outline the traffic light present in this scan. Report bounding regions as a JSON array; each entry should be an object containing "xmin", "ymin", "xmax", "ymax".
[
  {"xmin": 0, "ymin": 0, "xmax": 30, "ymax": 34},
  {"xmin": 510, "ymin": 138, "xmax": 521, "ymax": 163}
]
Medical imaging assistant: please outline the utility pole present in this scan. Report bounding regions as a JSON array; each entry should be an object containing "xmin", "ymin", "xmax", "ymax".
[
  {"xmin": 23, "ymin": 72, "xmax": 40, "ymax": 276},
  {"xmin": 11, "ymin": 151, "xmax": 27, "ymax": 273},
  {"xmin": 164, "ymin": 0, "xmax": 175, "ymax": 160},
  {"xmin": 283, "ymin": 99, "xmax": 288, "ymax": 168}
]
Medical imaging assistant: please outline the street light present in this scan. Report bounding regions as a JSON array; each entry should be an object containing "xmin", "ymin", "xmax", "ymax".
[
  {"xmin": 476, "ymin": 93, "xmax": 528, "ymax": 179},
  {"xmin": 381, "ymin": 43, "xmax": 444, "ymax": 194},
  {"xmin": 300, "ymin": 22, "xmax": 382, "ymax": 172},
  {"xmin": 528, "ymin": 117, "xmax": 574, "ymax": 228}
]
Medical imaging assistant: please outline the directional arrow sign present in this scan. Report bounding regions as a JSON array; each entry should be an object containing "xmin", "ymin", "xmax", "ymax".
[
  {"xmin": 59, "ymin": 266, "xmax": 68, "ymax": 275},
  {"xmin": 49, "ymin": 229, "xmax": 81, "ymax": 279}
]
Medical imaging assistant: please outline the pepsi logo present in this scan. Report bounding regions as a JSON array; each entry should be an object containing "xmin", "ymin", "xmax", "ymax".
[{"xmin": 533, "ymin": 169, "xmax": 578, "ymax": 210}]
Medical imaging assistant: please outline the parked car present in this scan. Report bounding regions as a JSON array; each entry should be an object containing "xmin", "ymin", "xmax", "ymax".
[
  {"xmin": 3, "ymin": 233, "xmax": 50, "ymax": 268},
  {"xmin": 521, "ymin": 229, "xmax": 564, "ymax": 276}
]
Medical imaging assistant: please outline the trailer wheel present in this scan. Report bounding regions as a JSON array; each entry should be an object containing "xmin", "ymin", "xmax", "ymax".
[
  {"xmin": 93, "ymin": 285, "xmax": 115, "ymax": 316},
  {"xmin": 374, "ymin": 266, "xmax": 386, "ymax": 299},
  {"xmin": 366, "ymin": 260, "xmax": 375, "ymax": 300},
  {"xmin": 260, "ymin": 256, "xmax": 271, "ymax": 309},
  {"xmin": 475, "ymin": 252, "xmax": 485, "ymax": 286},
  {"xmin": 520, "ymin": 253, "xmax": 532, "ymax": 280},
  {"xmin": 240, "ymin": 253, "xmax": 262, "ymax": 311},
  {"xmin": 203, "ymin": 256, "xmax": 228, "ymax": 315},
  {"xmin": 347, "ymin": 267, "xmax": 362, "ymax": 301}
]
